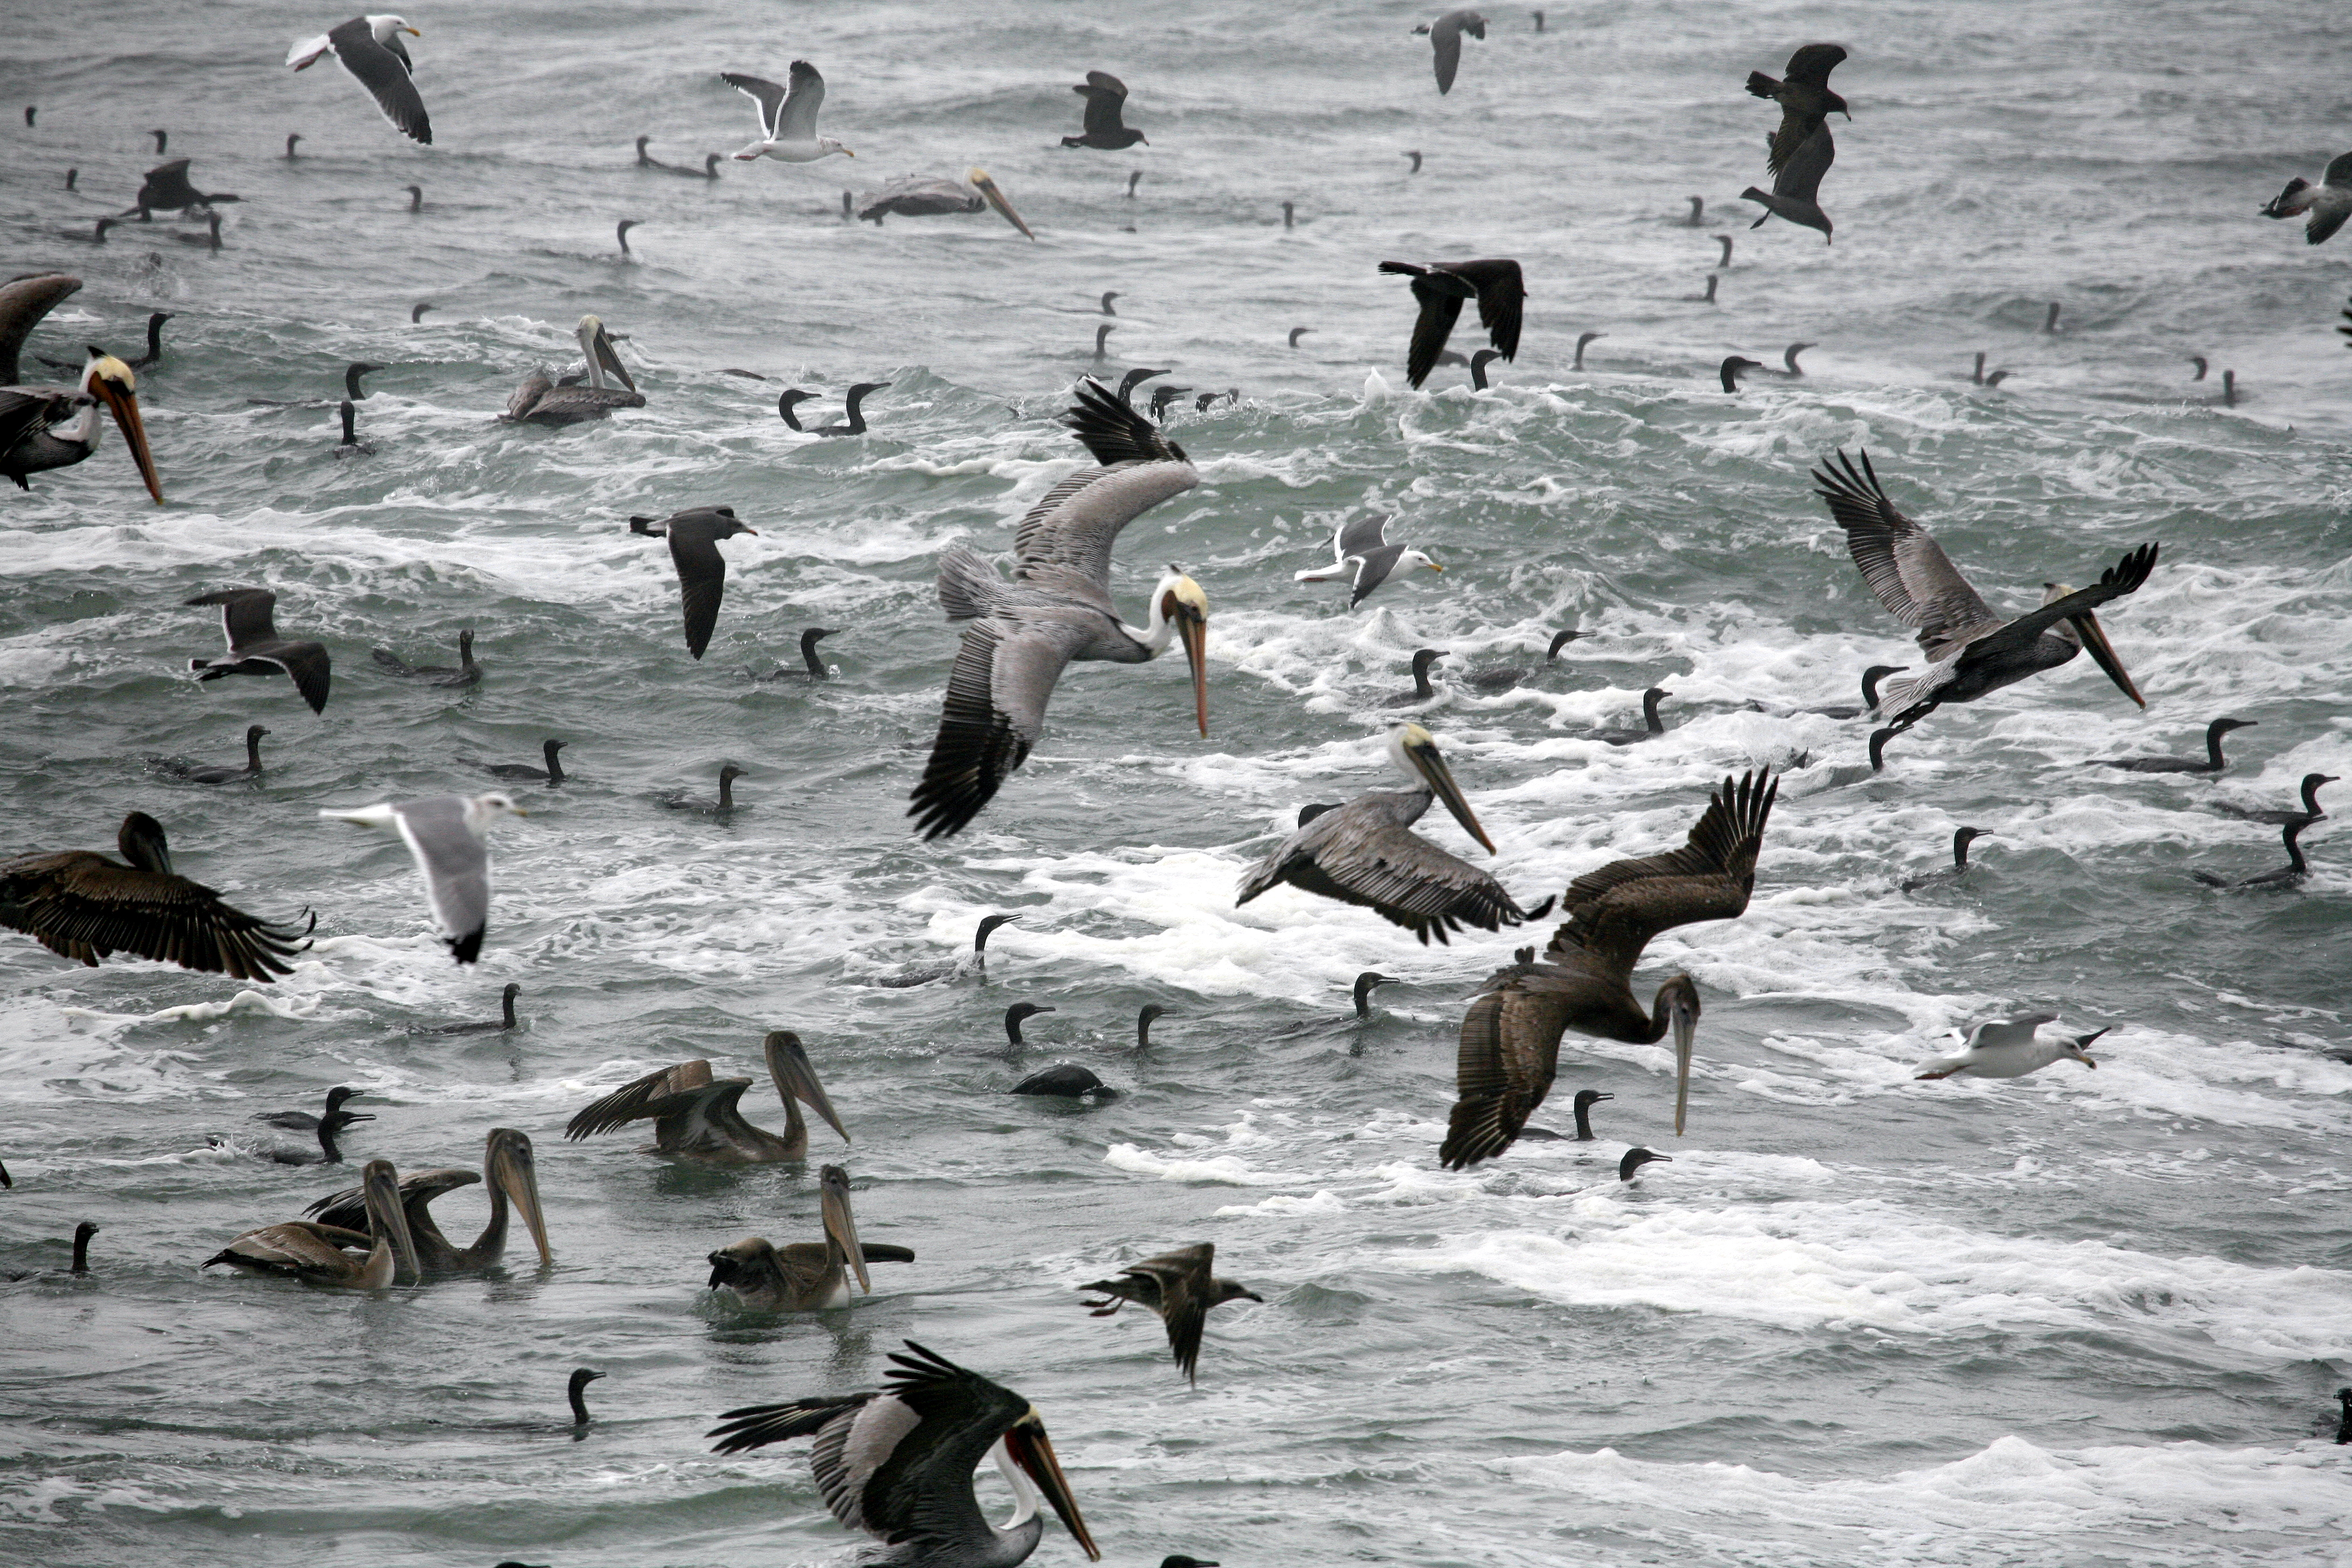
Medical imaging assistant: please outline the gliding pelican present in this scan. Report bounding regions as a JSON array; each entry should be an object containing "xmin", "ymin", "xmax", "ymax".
[
  {"xmin": 1, "ymin": 349, "xmax": 164, "ymax": 501},
  {"xmin": 1810, "ymin": 450, "xmax": 2157, "ymax": 745},
  {"xmin": 1441, "ymin": 769, "xmax": 1777, "ymax": 1165},
  {"xmin": 503, "ymin": 316, "xmax": 645, "ymax": 424},
  {"xmin": 203, "ymin": 1158, "xmax": 421, "ymax": 1289},
  {"xmin": 304, "ymin": 1127, "xmax": 551, "ymax": 1271},
  {"xmin": 705, "ymin": 1164, "xmax": 913, "ymax": 1310},
  {"xmin": 708, "ymin": 1340, "xmax": 1101, "ymax": 1567},
  {"xmin": 909, "ymin": 376, "xmax": 1208, "ymax": 838},
  {"xmin": 855, "ymin": 170, "xmax": 1035, "ymax": 239},
  {"xmin": 565, "ymin": 1028, "xmax": 848, "ymax": 1164}
]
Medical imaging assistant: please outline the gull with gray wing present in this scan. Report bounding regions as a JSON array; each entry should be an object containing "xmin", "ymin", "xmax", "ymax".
[{"xmin": 318, "ymin": 793, "xmax": 522, "ymax": 963}]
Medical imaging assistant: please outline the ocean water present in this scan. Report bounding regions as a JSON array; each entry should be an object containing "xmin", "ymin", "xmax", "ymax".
[{"xmin": 5, "ymin": 2, "xmax": 2352, "ymax": 1565}]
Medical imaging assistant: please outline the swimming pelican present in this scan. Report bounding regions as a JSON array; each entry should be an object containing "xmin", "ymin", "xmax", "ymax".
[
  {"xmin": 708, "ymin": 1340, "xmax": 1100, "ymax": 1565},
  {"xmin": 287, "ymin": 15, "xmax": 430, "ymax": 142},
  {"xmin": 1378, "ymin": 258, "xmax": 1524, "ymax": 389},
  {"xmin": 1810, "ymin": 449, "xmax": 2156, "ymax": 744},
  {"xmin": 1441, "ymin": 768, "xmax": 1778, "ymax": 1164},
  {"xmin": 1900, "ymin": 827, "xmax": 1993, "ymax": 891},
  {"xmin": 725, "ymin": 61, "xmax": 852, "ymax": 163},
  {"xmin": 1420, "ymin": 10, "xmax": 1488, "ymax": 94},
  {"xmin": 705, "ymin": 1164, "xmax": 912, "ymax": 1310},
  {"xmin": 908, "ymin": 377, "xmax": 1208, "ymax": 839},
  {"xmin": 2192, "ymin": 820, "xmax": 2316, "ymax": 889},
  {"xmin": 565, "ymin": 1029, "xmax": 847, "ymax": 1164},
  {"xmin": 1236, "ymin": 724, "xmax": 1550, "ymax": 946},
  {"xmin": 317, "ymin": 792, "xmax": 523, "ymax": 963},
  {"xmin": 2216, "ymin": 772, "xmax": 2335, "ymax": 826},
  {"xmin": 1, "ymin": 349, "xmax": 163, "ymax": 501},
  {"xmin": 2089, "ymin": 717, "xmax": 2256, "ymax": 774},
  {"xmin": 854, "ymin": 170, "xmax": 1034, "ymax": 239},
  {"xmin": 1, "ymin": 811, "xmax": 311, "ymax": 981},
  {"xmin": 1297, "ymin": 511, "xmax": 1442, "ymax": 607},
  {"xmin": 1915, "ymin": 1015, "xmax": 2106, "ymax": 1080},
  {"xmin": 2259, "ymin": 151, "xmax": 2352, "ymax": 245},
  {"xmin": 304, "ymin": 1127, "xmax": 550, "ymax": 1271},
  {"xmin": 503, "ymin": 316, "xmax": 645, "ymax": 424},
  {"xmin": 1077, "ymin": 1242, "xmax": 1261, "ymax": 1384},
  {"xmin": 203, "ymin": 1158, "xmax": 421, "ymax": 1289}
]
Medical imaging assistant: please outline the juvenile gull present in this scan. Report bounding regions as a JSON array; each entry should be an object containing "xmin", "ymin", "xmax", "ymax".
[
  {"xmin": 1063, "ymin": 71, "xmax": 1146, "ymax": 149},
  {"xmin": 1296, "ymin": 511, "xmax": 1441, "ymax": 607},
  {"xmin": 318, "ymin": 793, "xmax": 524, "ymax": 963},
  {"xmin": 641, "ymin": 505, "xmax": 758, "ymax": 659},
  {"xmin": 1378, "ymin": 258, "xmax": 1524, "ymax": 388},
  {"xmin": 286, "ymin": 16, "xmax": 429, "ymax": 143},
  {"xmin": 724, "ymin": 61, "xmax": 852, "ymax": 163},
  {"xmin": 1746, "ymin": 44, "xmax": 1849, "ymax": 176},
  {"xmin": 1078, "ymin": 1243, "xmax": 1261, "ymax": 1384},
  {"xmin": 1420, "ymin": 10, "xmax": 1488, "ymax": 95},
  {"xmin": 186, "ymin": 589, "xmax": 331, "ymax": 715}
]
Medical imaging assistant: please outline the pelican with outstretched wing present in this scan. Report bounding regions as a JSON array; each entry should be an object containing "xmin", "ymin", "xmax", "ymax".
[
  {"xmin": 1441, "ymin": 769, "xmax": 1777, "ymax": 1166},
  {"xmin": 565, "ymin": 1029, "xmax": 846, "ymax": 1164},
  {"xmin": 909, "ymin": 377, "xmax": 1208, "ymax": 839}
]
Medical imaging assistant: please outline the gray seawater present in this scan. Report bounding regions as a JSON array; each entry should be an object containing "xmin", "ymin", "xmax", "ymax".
[{"xmin": 5, "ymin": 1, "xmax": 2352, "ymax": 1564}]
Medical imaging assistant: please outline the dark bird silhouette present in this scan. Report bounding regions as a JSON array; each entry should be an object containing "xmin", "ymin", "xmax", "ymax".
[
  {"xmin": 2044, "ymin": 302, "xmax": 2062, "ymax": 334},
  {"xmin": 186, "ymin": 589, "xmax": 332, "ymax": 715},
  {"xmin": 1289, "ymin": 326, "xmax": 1314, "ymax": 348},
  {"xmin": 641, "ymin": 506, "xmax": 757, "ymax": 659},
  {"xmin": 1383, "ymin": 648, "xmax": 1447, "ymax": 707},
  {"xmin": 2192, "ymin": 820, "xmax": 2315, "ymax": 889},
  {"xmin": 777, "ymin": 383, "xmax": 888, "ymax": 435},
  {"xmin": 2335, "ymin": 1389, "xmax": 2352, "ymax": 1444},
  {"xmin": 754, "ymin": 627, "xmax": 841, "ymax": 681},
  {"xmin": 1094, "ymin": 322, "xmax": 1115, "ymax": 360},
  {"xmin": 1574, "ymin": 331, "xmax": 1606, "ymax": 369},
  {"xmin": 411, "ymin": 302, "xmax": 432, "ymax": 323},
  {"xmin": 255, "ymin": 1086, "xmax": 367, "ymax": 1131},
  {"xmin": 176, "ymin": 213, "xmax": 225, "ymax": 250},
  {"xmin": 1900, "ymin": 827, "xmax": 1993, "ymax": 892},
  {"xmin": 2257, "ymin": 152, "xmax": 2352, "ymax": 246},
  {"xmin": 1442, "ymin": 769, "xmax": 1777, "ymax": 1165},
  {"xmin": 1012, "ymin": 1063, "xmax": 1112, "ymax": 1098},
  {"xmin": 2216, "ymin": 772, "xmax": 2335, "ymax": 827},
  {"xmin": 1404, "ymin": 150, "xmax": 1424, "ymax": 173},
  {"xmin": 1742, "ymin": 122, "xmax": 1836, "ymax": 241},
  {"xmin": 1353, "ymin": 971, "xmax": 1396, "ymax": 1018},
  {"xmin": 1463, "ymin": 629, "xmax": 1586, "ymax": 691},
  {"xmin": 1583, "ymin": 686, "xmax": 1670, "ymax": 745},
  {"xmin": 867, "ymin": 912, "xmax": 1019, "ymax": 988},
  {"xmin": 659, "ymin": 762, "xmax": 747, "ymax": 814},
  {"xmin": 1720, "ymin": 355, "xmax": 1765, "ymax": 391},
  {"xmin": 334, "ymin": 400, "xmax": 373, "ymax": 456},
  {"xmin": 2090, "ymin": 717, "xmax": 2256, "ymax": 774},
  {"xmin": 1619, "ymin": 1147, "xmax": 1672, "ymax": 1182},
  {"xmin": 1747, "ymin": 663, "xmax": 1905, "ymax": 719},
  {"xmin": 404, "ymin": 183, "xmax": 422, "ymax": 212},
  {"xmin": 1688, "ymin": 275, "xmax": 1719, "ymax": 304},
  {"xmin": 1378, "ymin": 259, "xmax": 1524, "ymax": 389},
  {"xmin": 1136, "ymin": 1005, "xmax": 1167, "ymax": 1048},
  {"xmin": 1420, "ymin": 10, "xmax": 1487, "ymax": 95},
  {"xmin": 151, "ymin": 724, "xmax": 269, "ymax": 784},
  {"xmin": 1064, "ymin": 71, "xmax": 1146, "ymax": 150},
  {"xmin": 373, "ymin": 628, "xmax": 480, "ymax": 687},
  {"xmin": 1746, "ymin": 44, "xmax": 1849, "ymax": 176},
  {"xmin": 246, "ymin": 1107, "xmax": 372, "ymax": 1166},
  {"xmin": 1469, "ymin": 348, "xmax": 1503, "ymax": 389},
  {"xmin": 1003, "ymin": 1002, "xmax": 1055, "ymax": 1048},
  {"xmin": 124, "ymin": 160, "xmax": 240, "ymax": 218},
  {"xmin": 468, "ymin": 739, "xmax": 568, "ymax": 786},
  {"xmin": 1079, "ymin": 1243, "xmax": 1261, "ymax": 1383},
  {"xmin": 616, "ymin": 218, "xmax": 642, "ymax": 256},
  {"xmin": 419, "ymin": 982, "xmax": 522, "ymax": 1034},
  {"xmin": 285, "ymin": 133, "xmax": 302, "ymax": 158}
]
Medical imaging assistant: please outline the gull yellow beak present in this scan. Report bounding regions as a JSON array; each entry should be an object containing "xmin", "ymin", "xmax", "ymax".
[{"xmin": 403, "ymin": 25, "xmax": 421, "ymax": 36}]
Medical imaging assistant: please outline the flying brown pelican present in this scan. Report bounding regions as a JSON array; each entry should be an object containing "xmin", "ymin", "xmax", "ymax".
[
  {"xmin": 725, "ymin": 61, "xmax": 852, "ymax": 163},
  {"xmin": 1420, "ymin": 10, "xmax": 1487, "ymax": 94},
  {"xmin": 1378, "ymin": 259, "xmax": 1524, "ymax": 389},
  {"xmin": 205, "ymin": 1159, "xmax": 420, "ymax": 1289},
  {"xmin": 288, "ymin": 16, "xmax": 430, "ymax": 142},
  {"xmin": 2, "ymin": 811, "xmax": 311, "ymax": 981},
  {"xmin": 705, "ymin": 1164, "xmax": 912, "ymax": 1310},
  {"xmin": 708, "ymin": 1340, "xmax": 1100, "ymax": 1565},
  {"xmin": 504, "ymin": 316, "xmax": 645, "ymax": 424},
  {"xmin": 1236, "ymin": 724, "xmax": 1549, "ymax": 946},
  {"xmin": 2259, "ymin": 151, "xmax": 2352, "ymax": 245},
  {"xmin": 184, "ymin": 589, "xmax": 328, "ymax": 714},
  {"xmin": 255, "ymin": 1085, "xmax": 367, "ymax": 1131},
  {"xmin": 419, "ymin": 981, "xmax": 522, "ymax": 1034},
  {"xmin": 868, "ymin": 913, "xmax": 1020, "ymax": 988},
  {"xmin": 1583, "ymin": 686, "xmax": 1671, "ymax": 745},
  {"xmin": 855, "ymin": 170, "xmax": 1034, "ymax": 238},
  {"xmin": 305, "ymin": 1128, "xmax": 550, "ymax": 1271},
  {"xmin": 909, "ymin": 377, "xmax": 1208, "ymax": 838},
  {"xmin": 1297, "ymin": 511, "xmax": 1441, "ymax": 607},
  {"xmin": 1078, "ymin": 1242, "xmax": 1260, "ymax": 1384},
  {"xmin": 1810, "ymin": 449, "xmax": 2156, "ymax": 744},
  {"xmin": 1915, "ymin": 1015, "xmax": 2106, "ymax": 1080},
  {"xmin": 1064, "ymin": 71, "xmax": 1145, "ymax": 149},
  {"xmin": 374, "ymin": 627, "xmax": 480, "ymax": 686},
  {"xmin": 150, "ymin": 723, "xmax": 269, "ymax": 783},
  {"xmin": 123, "ymin": 159, "xmax": 241, "ymax": 218},
  {"xmin": 2089, "ymin": 717, "xmax": 2255, "ymax": 774},
  {"xmin": 1, "ymin": 347, "xmax": 164, "ymax": 501},
  {"xmin": 565, "ymin": 1029, "xmax": 847, "ymax": 1164},
  {"xmin": 639, "ymin": 505, "xmax": 757, "ymax": 659},
  {"xmin": 2193, "ymin": 820, "xmax": 2315, "ymax": 889},
  {"xmin": 1742, "ymin": 122, "xmax": 1836, "ymax": 240},
  {"xmin": 1747, "ymin": 44, "xmax": 1849, "ymax": 174},
  {"xmin": 317, "ymin": 792, "xmax": 523, "ymax": 963},
  {"xmin": 1441, "ymin": 768, "xmax": 1778, "ymax": 1165},
  {"xmin": 467, "ymin": 739, "xmax": 567, "ymax": 786},
  {"xmin": 2216, "ymin": 772, "xmax": 2335, "ymax": 826}
]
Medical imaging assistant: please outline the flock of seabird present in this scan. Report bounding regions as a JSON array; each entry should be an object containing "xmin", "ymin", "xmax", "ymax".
[{"xmin": 5, "ymin": 12, "xmax": 2350, "ymax": 1567}]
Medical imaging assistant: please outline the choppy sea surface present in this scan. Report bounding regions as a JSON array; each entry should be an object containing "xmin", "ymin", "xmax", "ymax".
[{"xmin": 5, "ymin": 2, "xmax": 2352, "ymax": 1565}]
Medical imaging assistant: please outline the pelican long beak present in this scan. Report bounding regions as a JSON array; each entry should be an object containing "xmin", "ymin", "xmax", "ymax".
[
  {"xmin": 1159, "ymin": 577, "xmax": 1209, "ymax": 737},
  {"xmin": 1005, "ymin": 1418, "xmax": 1100, "ymax": 1561},
  {"xmin": 969, "ymin": 169, "xmax": 1035, "ymax": 240},
  {"xmin": 768, "ymin": 1033, "xmax": 849, "ymax": 1144},
  {"xmin": 1670, "ymin": 991, "xmax": 1699, "ymax": 1136},
  {"xmin": 362, "ymin": 1159, "xmax": 422, "ymax": 1285},
  {"xmin": 582, "ymin": 318, "xmax": 637, "ymax": 395},
  {"xmin": 488, "ymin": 1129, "xmax": 552, "ymax": 1266},
  {"xmin": 2069, "ymin": 611, "xmax": 2144, "ymax": 709},
  {"xmin": 819, "ymin": 1168, "xmax": 870, "ymax": 1294},
  {"xmin": 1404, "ymin": 735, "xmax": 1495, "ymax": 853},
  {"xmin": 88, "ymin": 366, "xmax": 163, "ymax": 503}
]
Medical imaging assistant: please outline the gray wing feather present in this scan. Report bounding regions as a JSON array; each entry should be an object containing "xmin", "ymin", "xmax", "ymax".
[
  {"xmin": 390, "ymin": 797, "xmax": 489, "ymax": 943},
  {"xmin": 723, "ymin": 72, "xmax": 787, "ymax": 137},
  {"xmin": 1238, "ymin": 797, "xmax": 1524, "ymax": 944},
  {"xmin": 776, "ymin": 61, "xmax": 825, "ymax": 142},
  {"xmin": 1012, "ymin": 461, "xmax": 1199, "ymax": 611},
  {"xmin": 1811, "ymin": 450, "xmax": 2004, "ymax": 662},
  {"xmin": 1334, "ymin": 511, "xmax": 1391, "ymax": 560},
  {"xmin": 328, "ymin": 17, "xmax": 430, "ymax": 143}
]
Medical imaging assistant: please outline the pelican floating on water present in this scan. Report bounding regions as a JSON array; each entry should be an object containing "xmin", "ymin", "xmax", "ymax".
[
  {"xmin": 565, "ymin": 1029, "xmax": 847, "ymax": 1164},
  {"xmin": 854, "ymin": 170, "xmax": 1034, "ymax": 239},
  {"xmin": 1078, "ymin": 1242, "xmax": 1260, "ymax": 1385},
  {"xmin": 1, "ymin": 349, "xmax": 164, "ymax": 501},
  {"xmin": 708, "ymin": 1340, "xmax": 1100, "ymax": 1566},
  {"xmin": 909, "ymin": 377, "xmax": 1207, "ymax": 839},
  {"xmin": 288, "ymin": 15, "xmax": 430, "ymax": 143},
  {"xmin": 305, "ymin": 1127, "xmax": 550, "ymax": 1271},
  {"xmin": 204, "ymin": 1158, "xmax": 421, "ymax": 1289},
  {"xmin": 2, "ymin": 811, "xmax": 311, "ymax": 981},
  {"xmin": 725, "ymin": 61, "xmax": 852, "ymax": 163},
  {"xmin": 1237, "ymin": 724, "xmax": 1550, "ymax": 946},
  {"xmin": 504, "ymin": 316, "xmax": 645, "ymax": 425},
  {"xmin": 1915, "ymin": 1016, "xmax": 2107, "ymax": 1080},
  {"xmin": 1810, "ymin": 449, "xmax": 2157, "ymax": 745},
  {"xmin": 705, "ymin": 1164, "xmax": 913, "ymax": 1310},
  {"xmin": 1297, "ymin": 511, "xmax": 1441, "ymax": 607},
  {"xmin": 1441, "ymin": 769, "xmax": 1778, "ymax": 1165}
]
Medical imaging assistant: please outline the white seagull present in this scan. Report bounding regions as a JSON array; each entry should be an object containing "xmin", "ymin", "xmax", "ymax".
[
  {"xmin": 320, "ymin": 793, "xmax": 523, "ymax": 964},
  {"xmin": 1914, "ymin": 1014, "xmax": 2109, "ymax": 1081},
  {"xmin": 286, "ymin": 15, "xmax": 431, "ymax": 144},
  {"xmin": 723, "ymin": 61, "xmax": 852, "ymax": 164},
  {"xmin": 1295, "ymin": 511, "xmax": 1442, "ymax": 608}
]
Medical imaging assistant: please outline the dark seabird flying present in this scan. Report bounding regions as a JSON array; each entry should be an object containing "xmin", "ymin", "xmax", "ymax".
[
  {"xmin": 1420, "ymin": 10, "xmax": 1487, "ymax": 95},
  {"xmin": 853, "ymin": 170, "xmax": 1033, "ymax": 236},
  {"xmin": 1079, "ymin": 1243, "xmax": 1261, "ymax": 1383},
  {"xmin": 2259, "ymin": 152, "xmax": 2352, "ymax": 245},
  {"xmin": 2192, "ymin": 820, "xmax": 2315, "ymax": 890},
  {"xmin": 317, "ymin": 792, "xmax": 524, "ymax": 963},
  {"xmin": 639, "ymin": 506, "xmax": 757, "ymax": 660},
  {"xmin": 2089, "ymin": 717, "xmax": 2256, "ymax": 774},
  {"xmin": 150, "ymin": 724, "xmax": 269, "ymax": 784},
  {"xmin": 1378, "ymin": 258, "xmax": 1524, "ymax": 389},
  {"xmin": 1742, "ymin": 121, "xmax": 1836, "ymax": 241},
  {"xmin": 373, "ymin": 628, "xmax": 481, "ymax": 687},
  {"xmin": 1811, "ymin": 450, "xmax": 2155, "ymax": 745},
  {"xmin": 569, "ymin": 1030, "xmax": 847, "ymax": 1164},
  {"xmin": 186, "ymin": 589, "xmax": 331, "ymax": 714},
  {"xmin": 1064, "ymin": 71, "xmax": 1146, "ymax": 149},
  {"xmin": 124, "ymin": 160, "xmax": 240, "ymax": 218},
  {"xmin": 708, "ymin": 1341, "xmax": 1100, "ymax": 1566},
  {"xmin": 1746, "ymin": 43, "xmax": 1849, "ymax": 176},
  {"xmin": 2216, "ymin": 773, "xmax": 2335, "ymax": 827},
  {"xmin": 1296, "ymin": 511, "xmax": 1441, "ymax": 607},
  {"xmin": 2, "ymin": 812, "xmax": 312, "ymax": 982},
  {"xmin": 1441, "ymin": 769, "xmax": 1778, "ymax": 1164},
  {"xmin": 287, "ymin": 16, "xmax": 429, "ymax": 142},
  {"xmin": 1900, "ymin": 827, "xmax": 1993, "ymax": 892},
  {"xmin": 467, "ymin": 739, "xmax": 567, "ymax": 785}
]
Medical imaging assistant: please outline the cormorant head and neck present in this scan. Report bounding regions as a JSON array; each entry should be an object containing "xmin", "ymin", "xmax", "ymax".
[
  {"xmin": 499, "ymin": 982, "xmax": 522, "ymax": 1026},
  {"xmin": 1353, "ymin": 971, "xmax": 1395, "ymax": 1018},
  {"xmin": 799, "ymin": 626, "xmax": 837, "ymax": 677},
  {"xmin": 1006, "ymin": 1002, "xmax": 1055, "ymax": 1047},
  {"xmin": 1388, "ymin": 723, "xmax": 1496, "ymax": 852},
  {"xmin": 338, "ymin": 400, "xmax": 360, "ymax": 446},
  {"xmin": 1640, "ymin": 687, "xmax": 1670, "ymax": 733},
  {"xmin": 716, "ymin": 764, "xmax": 746, "ymax": 809},
  {"xmin": 2203, "ymin": 717, "xmax": 2256, "ymax": 768},
  {"xmin": 1972, "ymin": 352, "xmax": 1986, "ymax": 384},
  {"xmin": 1868, "ymin": 726, "xmax": 1895, "ymax": 772},
  {"xmin": 1137, "ymin": 1004, "xmax": 1166, "ymax": 1048},
  {"xmin": 71, "ymin": 1220, "xmax": 97, "ymax": 1274},
  {"xmin": 1571, "ymin": 1088, "xmax": 1612, "ymax": 1140},
  {"xmin": 1719, "ymin": 355, "xmax": 1763, "ymax": 393},
  {"xmin": 1469, "ymin": 348, "xmax": 1500, "ymax": 389},
  {"xmin": 1952, "ymin": 826, "xmax": 1991, "ymax": 869},
  {"xmin": 974, "ymin": 912, "xmax": 1019, "ymax": 954},
  {"xmin": 2301, "ymin": 774, "xmax": 2339, "ymax": 815},
  {"xmin": 540, "ymin": 739, "xmax": 566, "ymax": 783},
  {"xmin": 316, "ymin": 1107, "xmax": 373, "ymax": 1162},
  {"xmin": 2281, "ymin": 818, "xmax": 2311, "ymax": 875},
  {"xmin": 567, "ymin": 1367, "xmax": 604, "ymax": 1425},
  {"xmin": 775, "ymin": 388, "xmax": 813, "ymax": 429},
  {"xmin": 1548, "ymin": 628, "xmax": 1588, "ymax": 659},
  {"xmin": 242, "ymin": 724, "xmax": 270, "ymax": 766},
  {"xmin": 1860, "ymin": 664, "xmax": 1906, "ymax": 710},
  {"xmin": 1620, "ymin": 1147, "xmax": 1672, "ymax": 1181},
  {"xmin": 1408, "ymin": 648, "xmax": 1445, "ymax": 697}
]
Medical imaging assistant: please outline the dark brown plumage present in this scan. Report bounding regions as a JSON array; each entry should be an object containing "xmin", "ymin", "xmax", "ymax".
[
  {"xmin": 1745, "ymin": 43, "xmax": 1849, "ymax": 177},
  {"xmin": 639, "ymin": 506, "xmax": 758, "ymax": 659},
  {"xmin": 1377, "ymin": 259, "xmax": 1525, "ymax": 389},
  {"xmin": 1063, "ymin": 71, "xmax": 1146, "ymax": 150},
  {"xmin": 1079, "ymin": 1242, "xmax": 1261, "ymax": 1384}
]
